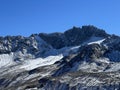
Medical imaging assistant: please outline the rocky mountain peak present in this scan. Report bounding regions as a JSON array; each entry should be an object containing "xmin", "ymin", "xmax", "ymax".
[
  {"xmin": 39, "ymin": 25, "xmax": 109, "ymax": 49},
  {"xmin": 0, "ymin": 25, "xmax": 120, "ymax": 90}
]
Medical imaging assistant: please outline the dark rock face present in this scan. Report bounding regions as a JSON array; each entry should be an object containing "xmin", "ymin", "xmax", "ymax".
[
  {"xmin": 102, "ymin": 35, "xmax": 120, "ymax": 62},
  {"xmin": 64, "ymin": 26, "xmax": 108, "ymax": 46},
  {"xmin": 78, "ymin": 44, "xmax": 108, "ymax": 60},
  {"xmin": 39, "ymin": 25, "xmax": 109, "ymax": 49},
  {"xmin": 103, "ymin": 35, "xmax": 120, "ymax": 51},
  {"xmin": 81, "ymin": 26, "xmax": 108, "ymax": 37},
  {"xmin": 0, "ymin": 78, "xmax": 5, "ymax": 86},
  {"xmin": 39, "ymin": 33, "xmax": 66, "ymax": 49}
]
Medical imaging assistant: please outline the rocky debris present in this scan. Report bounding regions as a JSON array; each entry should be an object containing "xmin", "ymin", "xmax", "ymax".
[{"xmin": 29, "ymin": 71, "xmax": 120, "ymax": 90}]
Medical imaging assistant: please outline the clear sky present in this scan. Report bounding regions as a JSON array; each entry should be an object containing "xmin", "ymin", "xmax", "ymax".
[{"xmin": 0, "ymin": 0, "xmax": 120, "ymax": 36}]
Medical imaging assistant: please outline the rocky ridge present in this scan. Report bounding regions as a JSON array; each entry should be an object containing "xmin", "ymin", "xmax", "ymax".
[{"xmin": 0, "ymin": 25, "xmax": 120, "ymax": 90}]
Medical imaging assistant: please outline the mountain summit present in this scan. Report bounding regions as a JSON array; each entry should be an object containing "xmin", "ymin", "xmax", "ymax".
[
  {"xmin": 0, "ymin": 25, "xmax": 120, "ymax": 90},
  {"xmin": 39, "ymin": 25, "xmax": 109, "ymax": 49}
]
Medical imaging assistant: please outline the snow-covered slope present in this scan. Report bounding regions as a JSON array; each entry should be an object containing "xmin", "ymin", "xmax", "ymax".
[
  {"xmin": 82, "ymin": 36, "xmax": 105, "ymax": 45},
  {"xmin": 0, "ymin": 25, "xmax": 120, "ymax": 90},
  {"xmin": 0, "ymin": 53, "xmax": 14, "ymax": 68},
  {"xmin": 20, "ymin": 54, "xmax": 63, "ymax": 70}
]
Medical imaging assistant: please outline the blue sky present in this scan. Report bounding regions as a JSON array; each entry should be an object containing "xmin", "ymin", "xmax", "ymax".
[{"xmin": 0, "ymin": 0, "xmax": 120, "ymax": 36}]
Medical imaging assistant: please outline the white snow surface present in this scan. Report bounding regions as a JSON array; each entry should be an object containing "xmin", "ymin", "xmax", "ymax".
[
  {"xmin": 0, "ymin": 52, "xmax": 63, "ymax": 71},
  {"xmin": 106, "ymin": 63, "xmax": 120, "ymax": 72},
  {"xmin": 83, "ymin": 36, "xmax": 105, "ymax": 45},
  {"xmin": 88, "ymin": 39, "xmax": 105, "ymax": 45},
  {"xmin": 20, "ymin": 54, "xmax": 63, "ymax": 70},
  {"xmin": 0, "ymin": 53, "xmax": 14, "ymax": 68}
]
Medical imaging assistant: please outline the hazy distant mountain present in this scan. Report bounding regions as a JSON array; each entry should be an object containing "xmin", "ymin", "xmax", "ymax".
[{"xmin": 0, "ymin": 25, "xmax": 120, "ymax": 90}]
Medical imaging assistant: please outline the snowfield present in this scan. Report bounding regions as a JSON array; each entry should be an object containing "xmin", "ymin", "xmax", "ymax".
[
  {"xmin": 20, "ymin": 54, "xmax": 63, "ymax": 70},
  {"xmin": 82, "ymin": 36, "xmax": 105, "ymax": 45},
  {"xmin": 0, "ymin": 53, "xmax": 63, "ymax": 71},
  {"xmin": 0, "ymin": 53, "xmax": 14, "ymax": 68}
]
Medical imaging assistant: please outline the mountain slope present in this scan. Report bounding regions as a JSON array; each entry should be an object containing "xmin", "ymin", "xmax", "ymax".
[{"xmin": 0, "ymin": 25, "xmax": 120, "ymax": 90}]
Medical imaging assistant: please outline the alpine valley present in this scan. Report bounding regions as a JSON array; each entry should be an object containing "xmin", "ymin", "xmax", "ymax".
[{"xmin": 0, "ymin": 25, "xmax": 120, "ymax": 90}]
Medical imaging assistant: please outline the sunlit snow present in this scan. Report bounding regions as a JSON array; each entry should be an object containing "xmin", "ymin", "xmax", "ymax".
[{"xmin": 20, "ymin": 54, "xmax": 63, "ymax": 70}]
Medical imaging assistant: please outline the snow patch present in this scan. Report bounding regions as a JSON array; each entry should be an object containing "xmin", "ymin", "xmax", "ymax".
[
  {"xmin": 20, "ymin": 54, "xmax": 63, "ymax": 70},
  {"xmin": 88, "ymin": 39, "xmax": 105, "ymax": 45},
  {"xmin": 83, "ymin": 36, "xmax": 105, "ymax": 45},
  {"xmin": 106, "ymin": 63, "xmax": 120, "ymax": 72},
  {"xmin": 0, "ymin": 53, "xmax": 14, "ymax": 68}
]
